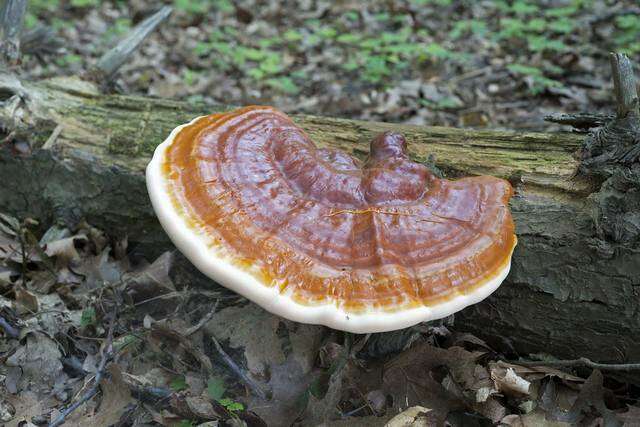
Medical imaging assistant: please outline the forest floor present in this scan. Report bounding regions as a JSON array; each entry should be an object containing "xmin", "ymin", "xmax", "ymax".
[
  {"xmin": 2, "ymin": 215, "xmax": 640, "ymax": 426},
  {"xmin": 2, "ymin": 0, "xmax": 640, "ymax": 426},
  {"xmin": 22, "ymin": 0, "xmax": 640, "ymax": 129}
]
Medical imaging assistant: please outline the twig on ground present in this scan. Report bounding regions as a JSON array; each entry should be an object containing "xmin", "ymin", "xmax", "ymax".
[
  {"xmin": 184, "ymin": 300, "xmax": 219, "ymax": 336},
  {"xmin": 49, "ymin": 312, "xmax": 117, "ymax": 427},
  {"xmin": 42, "ymin": 124, "xmax": 63, "ymax": 150},
  {"xmin": 128, "ymin": 384, "xmax": 173, "ymax": 406},
  {"xmin": 512, "ymin": 357, "xmax": 640, "ymax": 372},
  {"xmin": 91, "ymin": 6, "xmax": 172, "ymax": 82},
  {"xmin": 0, "ymin": 315, "xmax": 19, "ymax": 338},
  {"xmin": 210, "ymin": 335, "xmax": 271, "ymax": 400},
  {"xmin": 132, "ymin": 290, "xmax": 182, "ymax": 306}
]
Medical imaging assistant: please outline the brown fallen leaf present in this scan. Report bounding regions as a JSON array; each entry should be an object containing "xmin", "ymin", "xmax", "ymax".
[
  {"xmin": 5, "ymin": 332, "xmax": 63, "ymax": 392},
  {"xmin": 150, "ymin": 322, "xmax": 214, "ymax": 374},
  {"xmin": 449, "ymin": 332, "xmax": 494, "ymax": 352},
  {"xmin": 490, "ymin": 361, "xmax": 584, "ymax": 384},
  {"xmin": 385, "ymin": 406, "xmax": 435, "ymax": 427},
  {"xmin": 14, "ymin": 287, "xmax": 39, "ymax": 314},
  {"xmin": 43, "ymin": 234, "xmax": 88, "ymax": 269},
  {"xmin": 616, "ymin": 405, "xmax": 640, "ymax": 427},
  {"xmin": 382, "ymin": 343, "xmax": 481, "ymax": 422},
  {"xmin": 537, "ymin": 377, "xmax": 579, "ymax": 422},
  {"xmin": 302, "ymin": 359, "xmax": 345, "ymax": 425},
  {"xmin": 500, "ymin": 410, "xmax": 573, "ymax": 427},
  {"xmin": 4, "ymin": 391, "xmax": 44, "ymax": 427},
  {"xmin": 204, "ymin": 305, "xmax": 324, "ymax": 426},
  {"xmin": 77, "ymin": 221, "xmax": 108, "ymax": 254},
  {"xmin": 547, "ymin": 370, "xmax": 621, "ymax": 426},
  {"xmin": 441, "ymin": 368, "xmax": 506, "ymax": 423},
  {"xmin": 71, "ymin": 247, "xmax": 127, "ymax": 290},
  {"xmin": 123, "ymin": 251, "xmax": 176, "ymax": 304},
  {"xmin": 170, "ymin": 393, "xmax": 222, "ymax": 422},
  {"xmin": 65, "ymin": 364, "xmax": 134, "ymax": 427}
]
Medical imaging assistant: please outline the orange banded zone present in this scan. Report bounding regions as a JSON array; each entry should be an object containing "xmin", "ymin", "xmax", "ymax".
[{"xmin": 159, "ymin": 106, "xmax": 516, "ymax": 313}]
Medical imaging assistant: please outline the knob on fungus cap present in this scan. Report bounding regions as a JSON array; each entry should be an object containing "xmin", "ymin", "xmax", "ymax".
[{"xmin": 146, "ymin": 106, "xmax": 517, "ymax": 333}]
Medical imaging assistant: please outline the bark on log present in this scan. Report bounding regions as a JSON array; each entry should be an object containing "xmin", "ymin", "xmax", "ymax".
[{"xmin": 1, "ymin": 73, "xmax": 639, "ymax": 367}]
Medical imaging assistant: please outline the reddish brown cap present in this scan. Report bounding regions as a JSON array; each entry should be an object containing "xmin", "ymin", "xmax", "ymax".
[{"xmin": 146, "ymin": 106, "xmax": 516, "ymax": 332}]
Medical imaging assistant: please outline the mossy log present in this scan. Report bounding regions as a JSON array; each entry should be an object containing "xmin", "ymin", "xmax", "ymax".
[{"xmin": 1, "ymin": 73, "xmax": 639, "ymax": 366}]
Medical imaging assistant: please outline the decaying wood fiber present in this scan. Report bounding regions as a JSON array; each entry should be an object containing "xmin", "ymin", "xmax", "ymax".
[{"xmin": 1, "ymin": 73, "xmax": 639, "ymax": 366}]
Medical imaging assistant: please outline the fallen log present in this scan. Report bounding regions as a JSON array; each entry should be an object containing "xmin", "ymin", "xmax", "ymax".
[{"xmin": 1, "ymin": 69, "xmax": 638, "ymax": 367}]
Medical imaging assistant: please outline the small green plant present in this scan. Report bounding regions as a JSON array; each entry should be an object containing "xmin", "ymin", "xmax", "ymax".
[
  {"xmin": 491, "ymin": 0, "xmax": 588, "ymax": 55},
  {"xmin": 25, "ymin": 0, "xmax": 61, "ymax": 29},
  {"xmin": 265, "ymin": 77, "xmax": 300, "ymax": 95},
  {"xmin": 214, "ymin": 0, "xmax": 234, "ymax": 13},
  {"xmin": 410, "ymin": 0, "xmax": 453, "ymax": 5},
  {"xmin": 333, "ymin": 26, "xmax": 458, "ymax": 85},
  {"xmin": 511, "ymin": 1, "xmax": 539, "ymax": 16},
  {"xmin": 508, "ymin": 64, "xmax": 563, "ymax": 95},
  {"xmin": 173, "ymin": 0, "xmax": 210, "ymax": 15},
  {"xmin": 28, "ymin": 0, "xmax": 60, "ymax": 11},
  {"xmin": 24, "ymin": 14, "xmax": 38, "ymax": 29},
  {"xmin": 419, "ymin": 96, "xmax": 463, "ymax": 111},
  {"xmin": 182, "ymin": 68, "xmax": 199, "ymax": 86},
  {"xmin": 70, "ymin": 0, "xmax": 99, "ymax": 7},
  {"xmin": 614, "ymin": 14, "xmax": 640, "ymax": 54},
  {"xmin": 101, "ymin": 18, "xmax": 131, "ymax": 45},
  {"xmin": 547, "ymin": 18, "xmax": 575, "ymax": 34},
  {"xmin": 219, "ymin": 397, "xmax": 244, "ymax": 412},
  {"xmin": 526, "ymin": 35, "xmax": 567, "ymax": 52},
  {"xmin": 113, "ymin": 334, "xmax": 142, "ymax": 352},
  {"xmin": 175, "ymin": 0, "xmax": 232, "ymax": 15},
  {"xmin": 283, "ymin": 29, "xmax": 303, "ymax": 42},
  {"xmin": 362, "ymin": 55, "xmax": 390, "ymax": 84},
  {"xmin": 206, "ymin": 377, "xmax": 244, "ymax": 412},
  {"xmin": 80, "ymin": 307, "xmax": 96, "ymax": 327},
  {"xmin": 545, "ymin": 5, "xmax": 578, "ymax": 17},
  {"xmin": 449, "ymin": 19, "xmax": 487, "ymax": 40},
  {"xmin": 170, "ymin": 376, "xmax": 189, "ymax": 392},
  {"xmin": 206, "ymin": 377, "xmax": 225, "ymax": 400}
]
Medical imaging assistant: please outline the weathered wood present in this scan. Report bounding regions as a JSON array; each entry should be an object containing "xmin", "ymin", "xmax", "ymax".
[
  {"xmin": 0, "ymin": 0, "xmax": 27, "ymax": 64},
  {"xmin": 91, "ymin": 6, "xmax": 172, "ymax": 82},
  {"xmin": 610, "ymin": 53, "xmax": 638, "ymax": 119},
  {"xmin": 1, "ymin": 73, "xmax": 639, "ymax": 368},
  {"xmin": 544, "ymin": 112, "xmax": 614, "ymax": 129}
]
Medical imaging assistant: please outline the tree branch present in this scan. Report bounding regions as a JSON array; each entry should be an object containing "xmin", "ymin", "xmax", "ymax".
[
  {"xmin": 210, "ymin": 335, "xmax": 271, "ymax": 400},
  {"xmin": 0, "ymin": 315, "xmax": 19, "ymax": 338},
  {"xmin": 610, "ymin": 52, "xmax": 639, "ymax": 119},
  {"xmin": 512, "ymin": 357, "xmax": 640, "ymax": 372},
  {"xmin": 544, "ymin": 112, "xmax": 614, "ymax": 129},
  {"xmin": 91, "ymin": 6, "xmax": 172, "ymax": 82},
  {"xmin": 0, "ymin": 0, "xmax": 27, "ymax": 64}
]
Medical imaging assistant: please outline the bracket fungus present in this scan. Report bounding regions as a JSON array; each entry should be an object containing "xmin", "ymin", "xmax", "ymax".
[{"xmin": 146, "ymin": 106, "xmax": 517, "ymax": 333}]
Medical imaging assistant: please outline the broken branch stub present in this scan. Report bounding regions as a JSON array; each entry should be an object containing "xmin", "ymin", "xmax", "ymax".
[
  {"xmin": 0, "ymin": 0, "xmax": 27, "ymax": 65},
  {"xmin": 610, "ymin": 53, "xmax": 639, "ymax": 119},
  {"xmin": 91, "ymin": 6, "xmax": 172, "ymax": 83}
]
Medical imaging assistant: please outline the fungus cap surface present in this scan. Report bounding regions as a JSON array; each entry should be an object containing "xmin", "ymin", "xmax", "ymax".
[{"xmin": 146, "ymin": 106, "xmax": 517, "ymax": 333}]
